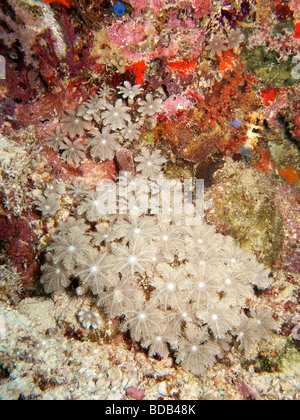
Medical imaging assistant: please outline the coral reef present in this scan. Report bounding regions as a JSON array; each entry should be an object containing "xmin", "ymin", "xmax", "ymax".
[
  {"xmin": 32, "ymin": 90, "xmax": 276, "ymax": 375},
  {"xmin": 0, "ymin": 0, "xmax": 300, "ymax": 400}
]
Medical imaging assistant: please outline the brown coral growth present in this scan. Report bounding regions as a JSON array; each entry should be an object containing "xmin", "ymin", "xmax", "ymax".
[{"xmin": 163, "ymin": 68, "xmax": 260, "ymax": 162}]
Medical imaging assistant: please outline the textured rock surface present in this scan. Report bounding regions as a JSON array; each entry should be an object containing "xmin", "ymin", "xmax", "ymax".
[{"xmin": 0, "ymin": 279, "xmax": 300, "ymax": 400}]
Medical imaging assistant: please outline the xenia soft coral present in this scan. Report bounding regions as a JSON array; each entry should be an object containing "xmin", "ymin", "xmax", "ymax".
[
  {"xmin": 40, "ymin": 152, "xmax": 276, "ymax": 375},
  {"xmin": 37, "ymin": 79, "xmax": 277, "ymax": 377}
]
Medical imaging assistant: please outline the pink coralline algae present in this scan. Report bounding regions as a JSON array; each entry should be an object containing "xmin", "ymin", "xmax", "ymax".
[
  {"xmin": 125, "ymin": 386, "xmax": 145, "ymax": 400},
  {"xmin": 264, "ymin": 93, "xmax": 288, "ymax": 126},
  {"xmin": 108, "ymin": 20, "xmax": 150, "ymax": 50},
  {"xmin": 235, "ymin": 378, "xmax": 262, "ymax": 400},
  {"xmin": 0, "ymin": 216, "xmax": 40, "ymax": 288},
  {"xmin": 106, "ymin": 6, "xmax": 205, "ymax": 64},
  {"xmin": 115, "ymin": 148, "xmax": 135, "ymax": 174},
  {"xmin": 191, "ymin": 0, "xmax": 213, "ymax": 19},
  {"xmin": 129, "ymin": 0, "xmax": 165, "ymax": 17},
  {"xmin": 162, "ymin": 94, "xmax": 193, "ymax": 118}
]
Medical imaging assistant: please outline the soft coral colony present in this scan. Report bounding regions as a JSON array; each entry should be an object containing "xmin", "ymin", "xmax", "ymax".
[
  {"xmin": 0, "ymin": 0, "xmax": 299, "ymax": 380},
  {"xmin": 35, "ymin": 82, "xmax": 277, "ymax": 376}
]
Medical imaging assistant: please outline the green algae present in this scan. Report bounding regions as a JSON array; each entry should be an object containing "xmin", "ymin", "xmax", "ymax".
[
  {"xmin": 260, "ymin": 338, "xmax": 300, "ymax": 377},
  {"xmin": 266, "ymin": 121, "xmax": 300, "ymax": 173},
  {"xmin": 207, "ymin": 160, "xmax": 284, "ymax": 268},
  {"xmin": 242, "ymin": 46, "xmax": 299, "ymax": 88},
  {"xmin": 140, "ymin": 130, "xmax": 155, "ymax": 145},
  {"xmin": 281, "ymin": 345, "xmax": 300, "ymax": 377},
  {"xmin": 268, "ymin": 139, "xmax": 300, "ymax": 172},
  {"xmin": 272, "ymin": 21, "xmax": 295, "ymax": 37},
  {"xmin": 256, "ymin": 354, "xmax": 281, "ymax": 373},
  {"xmin": 165, "ymin": 162, "xmax": 194, "ymax": 180}
]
